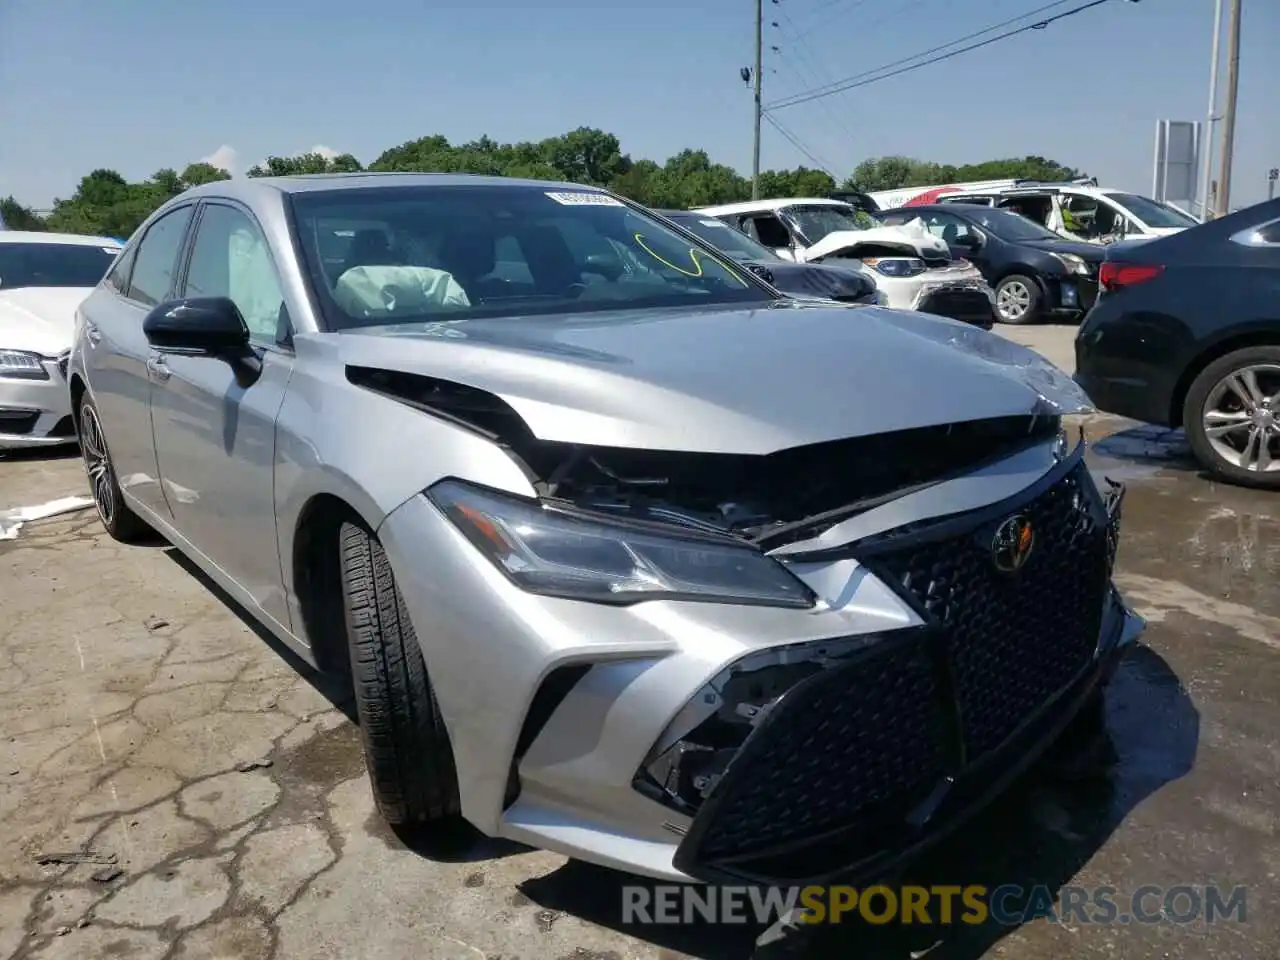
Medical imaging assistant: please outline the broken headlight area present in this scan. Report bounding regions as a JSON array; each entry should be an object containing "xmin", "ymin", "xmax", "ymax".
[
  {"xmin": 633, "ymin": 636, "xmax": 884, "ymax": 817},
  {"xmin": 529, "ymin": 415, "xmax": 1065, "ymax": 551},
  {"xmin": 427, "ymin": 479, "xmax": 815, "ymax": 608}
]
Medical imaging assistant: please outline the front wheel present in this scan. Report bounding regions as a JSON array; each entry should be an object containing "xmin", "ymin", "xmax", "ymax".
[
  {"xmin": 1183, "ymin": 346, "xmax": 1280, "ymax": 490},
  {"xmin": 78, "ymin": 396, "xmax": 151, "ymax": 542},
  {"xmin": 993, "ymin": 274, "xmax": 1041, "ymax": 325},
  {"xmin": 338, "ymin": 520, "xmax": 461, "ymax": 827}
]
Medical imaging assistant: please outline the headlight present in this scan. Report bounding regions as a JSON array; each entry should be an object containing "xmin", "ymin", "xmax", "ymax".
[
  {"xmin": 428, "ymin": 480, "xmax": 815, "ymax": 608},
  {"xmin": 1052, "ymin": 253, "xmax": 1091, "ymax": 276},
  {"xmin": 863, "ymin": 257, "xmax": 926, "ymax": 278},
  {"xmin": 0, "ymin": 350, "xmax": 49, "ymax": 380}
]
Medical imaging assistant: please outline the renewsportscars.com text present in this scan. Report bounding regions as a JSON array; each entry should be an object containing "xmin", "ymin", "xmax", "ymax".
[{"xmin": 622, "ymin": 883, "xmax": 1248, "ymax": 927}]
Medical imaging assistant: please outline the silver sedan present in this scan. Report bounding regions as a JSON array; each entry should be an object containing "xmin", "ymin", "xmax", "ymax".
[{"xmin": 70, "ymin": 173, "xmax": 1143, "ymax": 890}]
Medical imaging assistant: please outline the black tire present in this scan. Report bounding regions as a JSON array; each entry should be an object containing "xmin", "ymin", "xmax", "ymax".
[
  {"xmin": 993, "ymin": 273, "xmax": 1041, "ymax": 325},
  {"xmin": 1183, "ymin": 345, "xmax": 1280, "ymax": 490},
  {"xmin": 338, "ymin": 520, "xmax": 461, "ymax": 826},
  {"xmin": 77, "ymin": 396, "xmax": 151, "ymax": 542}
]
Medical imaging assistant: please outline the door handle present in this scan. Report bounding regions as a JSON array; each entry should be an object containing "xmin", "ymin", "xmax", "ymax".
[
  {"xmin": 146, "ymin": 355, "xmax": 171, "ymax": 382},
  {"xmin": 85, "ymin": 321, "xmax": 102, "ymax": 346}
]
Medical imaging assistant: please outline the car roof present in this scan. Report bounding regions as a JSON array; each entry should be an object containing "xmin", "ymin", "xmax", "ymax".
[
  {"xmin": 698, "ymin": 197, "xmax": 848, "ymax": 215},
  {"xmin": 179, "ymin": 172, "xmax": 597, "ymax": 202},
  {"xmin": 0, "ymin": 230, "xmax": 122, "ymax": 247}
]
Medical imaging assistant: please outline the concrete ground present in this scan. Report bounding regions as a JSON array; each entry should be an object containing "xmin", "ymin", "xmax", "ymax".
[{"xmin": 1, "ymin": 322, "xmax": 1277, "ymax": 959}]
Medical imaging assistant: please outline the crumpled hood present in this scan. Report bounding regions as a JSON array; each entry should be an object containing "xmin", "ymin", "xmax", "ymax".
[
  {"xmin": 0, "ymin": 287, "xmax": 91, "ymax": 355},
  {"xmin": 326, "ymin": 302, "xmax": 1091, "ymax": 455},
  {"xmin": 803, "ymin": 218, "xmax": 950, "ymax": 262}
]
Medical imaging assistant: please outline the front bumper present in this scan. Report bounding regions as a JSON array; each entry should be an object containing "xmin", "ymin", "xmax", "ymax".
[
  {"xmin": 0, "ymin": 354, "xmax": 76, "ymax": 449},
  {"xmin": 379, "ymin": 447, "xmax": 1141, "ymax": 885},
  {"xmin": 1043, "ymin": 275, "xmax": 1099, "ymax": 319}
]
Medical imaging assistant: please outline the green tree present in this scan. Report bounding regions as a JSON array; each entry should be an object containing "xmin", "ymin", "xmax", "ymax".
[
  {"xmin": 246, "ymin": 152, "xmax": 364, "ymax": 177},
  {"xmin": 180, "ymin": 162, "xmax": 233, "ymax": 186},
  {"xmin": 0, "ymin": 196, "xmax": 46, "ymax": 231},
  {"xmin": 845, "ymin": 154, "xmax": 1085, "ymax": 192}
]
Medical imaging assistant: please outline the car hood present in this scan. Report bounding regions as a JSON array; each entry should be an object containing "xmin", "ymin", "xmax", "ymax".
[
  {"xmin": 740, "ymin": 259, "xmax": 873, "ymax": 300},
  {"xmin": 803, "ymin": 219, "xmax": 950, "ymax": 262},
  {"xmin": 1019, "ymin": 238, "xmax": 1106, "ymax": 261},
  {"xmin": 326, "ymin": 303, "xmax": 1090, "ymax": 455},
  {"xmin": 0, "ymin": 287, "xmax": 91, "ymax": 355}
]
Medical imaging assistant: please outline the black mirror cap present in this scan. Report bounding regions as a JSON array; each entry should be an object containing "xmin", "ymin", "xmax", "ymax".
[{"xmin": 143, "ymin": 297, "xmax": 250, "ymax": 353}]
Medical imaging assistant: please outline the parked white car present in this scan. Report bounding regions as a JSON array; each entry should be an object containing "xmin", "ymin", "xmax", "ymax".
[
  {"xmin": 935, "ymin": 184, "xmax": 1199, "ymax": 244},
  {"xmin": 0, "ymin": 231, "xmax": 123, "ymax": 448},
  {"xmin": 698, "ymin": 198, "xmax": 995, "ymax": 327}
]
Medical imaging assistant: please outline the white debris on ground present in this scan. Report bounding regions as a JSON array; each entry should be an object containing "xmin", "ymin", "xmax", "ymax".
[{"xmin": 0, "ymin": 495, "xmax": 95, "ymax": 540}]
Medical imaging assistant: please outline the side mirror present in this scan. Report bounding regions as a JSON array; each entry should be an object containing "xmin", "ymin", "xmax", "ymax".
[
  {"xmin": 143, "ymin": 297, "xmax": 250, "ymax": 355},
  {"xmin": 583, "ymin": 251, "xmax": 624, "ymax": 282}
]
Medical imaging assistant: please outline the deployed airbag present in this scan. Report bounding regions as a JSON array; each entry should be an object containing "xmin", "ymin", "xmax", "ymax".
[{"xmin": 334, "ymin": 265, "xmax": 470, "ymax": 319}]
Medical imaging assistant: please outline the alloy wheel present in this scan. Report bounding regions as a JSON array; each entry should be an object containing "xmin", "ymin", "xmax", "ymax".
[
  {"xmin": 79, "ymin": 404, "xmax": 116, "ymax": 526},
  {"xmin": 996, "ymin": 281, "xmax": 1031, "ymax": 321},
  {"xmin": 1202, "ymin": 363, "xmax": 1280, "ymax": 474}
]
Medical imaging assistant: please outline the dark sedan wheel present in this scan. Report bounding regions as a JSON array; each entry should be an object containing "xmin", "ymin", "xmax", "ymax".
[
  {"xmin": 338, "ymin": 520, "xmax": 462, "ymax": 827},
  {"xmin": 78, "ymin": 397, "xmax": 151, "ymax": 542},
  {"xmin": 1184, "ymin": 346, "xmax": 1280, "ymax": 490},
  {"xmin": 994, "ymin": 274, "xmax": 1040, "ymax": 325}
]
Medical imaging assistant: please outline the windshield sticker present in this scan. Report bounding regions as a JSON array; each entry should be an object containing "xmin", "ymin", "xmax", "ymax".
[
  {"xmin": 699, "ymin": 219, "xmax": 727, "ymax": 228},
  {"xmin": 545, "ymin": 191, "xmax": 623, "ymax": 207},
  {"xmin": 103, "ymin": 246, "xmax": 122, "ymax": 255}
]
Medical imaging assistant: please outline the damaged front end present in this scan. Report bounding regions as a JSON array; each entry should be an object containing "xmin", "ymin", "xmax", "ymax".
[{"xmin": 350, "ymin": 361, "xmax": 1067, "ymax": 554}]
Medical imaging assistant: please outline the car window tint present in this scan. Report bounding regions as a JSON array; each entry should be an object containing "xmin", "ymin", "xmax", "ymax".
[
  {"xmin": 0, "ymin": 242, "xmax": 119, "ymax": 290},
  {"xmin": 128, "ymin": 206, "xmax": 193, "ymax": 306},
  {"xmin": 184, "ymin": 204, "xmax": 287, "ymax": 343},
  {"xmin": 105, "ymin": 243, "xmax": 137, "ymax": 295}
]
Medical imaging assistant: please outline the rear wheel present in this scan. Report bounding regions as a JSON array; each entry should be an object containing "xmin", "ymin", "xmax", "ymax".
[
  {"xmin": 78, "ymin": 396, "xmax": 150, "ymax": 542},
  {"xmin": 994, "ymin": 274, "xmax": 1040, "ymax": 325},
  {"xmin": 338, "ymin": 520, "xmax": 461, "ymax": 826},
  {"xmin": 1183, "ymin": 346, "xmax": 1280, "ymax": 490}
]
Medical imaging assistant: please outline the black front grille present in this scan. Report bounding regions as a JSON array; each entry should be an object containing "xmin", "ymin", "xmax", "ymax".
[
  {"xmin": 872, "ymin": 465, "xmax": 1110, "ymax": 758},
  {"xmin": 0, "ymin": 410, "xmax": 40, "ymax": 436},
  {"xmin": 694, "ymin": 633, "xmax": 949, "ymax": 864},
  {"xmin": 679, "ymin": 462, "xmax": 1112, "ymax": 879},
  {"xmin": 919, "ymin": 289, "xmax": 994, "ymax": 326}
]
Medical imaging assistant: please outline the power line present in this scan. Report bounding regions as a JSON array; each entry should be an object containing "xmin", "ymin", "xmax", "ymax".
[
  {"xmin": 769, "ymin": 0, "xmax": 1116, "ymax": 110},
  {"xmin": 762, "ymin": 110, "xmax": 836, "ymax": 175},
  {"xmin": 772, "ymin": 5, "xmax": 862, "ymax": 149},
  {"xmin": 789, "ymin": 0, "xmax": 873, "ymax": 41}
]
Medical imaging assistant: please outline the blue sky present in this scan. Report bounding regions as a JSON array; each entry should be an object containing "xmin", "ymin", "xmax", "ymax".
[{"xmin": 1, "ymin": 0, "xmax": 1276, "ymax": 210}]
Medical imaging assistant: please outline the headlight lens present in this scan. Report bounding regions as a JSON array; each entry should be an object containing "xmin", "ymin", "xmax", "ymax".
[
  {"xmin": 0, "ymin": 350, "xmax": 49, "ymax": 380},
  {"xmin": 863, "ymin": 257, "xmax": 926, "ymax": 278},
  {"xmin": 428, "ymin": 480, "xmax": 815, "ymax": 608},
  {"xmin": 1052, "ymin": 252, "xmax": 1091, "ymax": 276}
]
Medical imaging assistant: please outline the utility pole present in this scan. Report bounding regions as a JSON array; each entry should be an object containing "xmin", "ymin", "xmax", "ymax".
[
  {"xmin": 1200, "ymin": 0, "xmax": 1223, "ymax": 219},
  {"xmin": 1216, "ymin": 0, "xmax": 1242, "ymax": 217},
  {"xmin": 752, "ymin": 0, "xmax": 763, "ymax": 200}
]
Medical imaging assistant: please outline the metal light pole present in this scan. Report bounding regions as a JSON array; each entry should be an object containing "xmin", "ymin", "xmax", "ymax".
[
  {"xmin": 747, "ymin": 0, "xmax": 757, "ymax": 199},
  {"xmin": 1200, "ymin": 0, "xmax": 1224, "ymax": 219},
  {"xmin": 1216, "ymin": 0, "xmax": 1242, "ymax": 217}
]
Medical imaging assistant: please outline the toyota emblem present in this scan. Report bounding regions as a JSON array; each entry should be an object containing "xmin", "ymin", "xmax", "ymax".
[{"xmin": 991, "ymin": 515, "xmax": 1035, "ymax": 573}]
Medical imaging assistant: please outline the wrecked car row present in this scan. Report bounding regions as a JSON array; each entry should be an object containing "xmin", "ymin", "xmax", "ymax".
[{"xmin": 65, "ymin": 172, "xmax": 1144, "ymax": 918}]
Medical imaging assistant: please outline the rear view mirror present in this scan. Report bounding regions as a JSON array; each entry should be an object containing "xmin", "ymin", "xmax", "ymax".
[
  {"xmin": 143, "ymin": 297, "xmax": 251, "ymax": 355},
  {"xmin": 583, "ymin": 251, "xmax": 624, "ymax": 282}
]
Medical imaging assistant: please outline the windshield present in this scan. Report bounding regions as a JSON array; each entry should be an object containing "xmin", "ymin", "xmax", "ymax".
[
  {"xmin": 665, "ymin": 214, "xmax": 780, "ymax": 262},
  {"xmin": 290, "ymin": 186, "xmax": 771, "ymax": 330},
  {"xmin": 968, "ymin": 208, "xmax": 1063, "ymax": 242},
  {"xmin": 0, "ymin": 242, "xmax": 119, "ymax": 290},
  {"xmin": 784, "ymin": 204, "xmax": 875, "ymax": 244},
  {"xmin": 1105, "ymin": 193, "xmax": 1197, "ymax": 229}
]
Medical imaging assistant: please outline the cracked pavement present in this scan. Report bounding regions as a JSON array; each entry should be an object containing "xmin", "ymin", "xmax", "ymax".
[{"xmin": 1, "ymin": 327, "xmax": 1278, "ymax": 959}]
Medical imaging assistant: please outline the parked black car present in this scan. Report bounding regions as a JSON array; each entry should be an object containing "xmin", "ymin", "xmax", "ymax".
[
  {"xmin": 878, "ymin": 204, "xmax": 1104, "ymax": 325},
  {"xmin": 1075, "ymin": 198, "xmax": 1280, "ymax": 488},
  {"xmin": 655, "ymin": 209, "xmax": 880, "ymax": 305}
]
